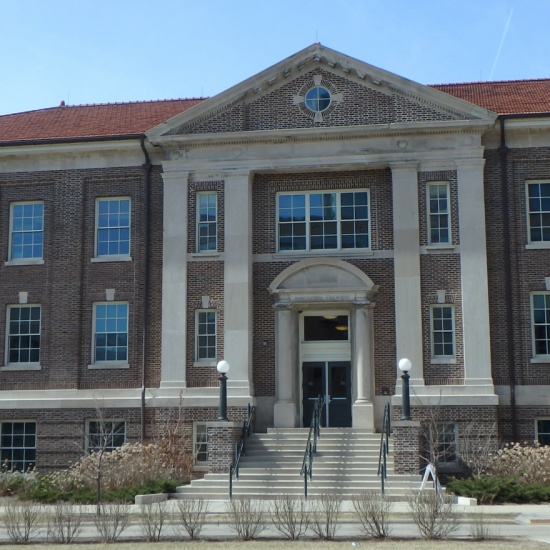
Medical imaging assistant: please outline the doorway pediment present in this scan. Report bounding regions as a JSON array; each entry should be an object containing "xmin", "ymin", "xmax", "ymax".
[{"xmin": 269, "ymin": 258, "xmax": 377, "ymax": 305}]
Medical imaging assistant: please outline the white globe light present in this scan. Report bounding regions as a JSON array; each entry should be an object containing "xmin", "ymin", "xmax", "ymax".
[
  {"xmin": 217, "ymin": 360, "xmax": 230, "ymax": 374},
  {"xmin": 398, "ymin": 358, "xmax": 412, "ymax": 373}
]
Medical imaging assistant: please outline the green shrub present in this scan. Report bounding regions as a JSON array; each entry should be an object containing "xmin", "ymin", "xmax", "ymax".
[
  {"xmin": 21, "ymin": 477, "xmax": 177, "ymax": 504},
  {"xmin": 447, "ymin": 475, "xmax": 550, "ymax": 504}
]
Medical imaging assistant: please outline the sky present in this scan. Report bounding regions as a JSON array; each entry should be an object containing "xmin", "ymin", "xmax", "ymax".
[{"xmin": 0, "ymin": 0, "xmax": 549, "ymax": 116}]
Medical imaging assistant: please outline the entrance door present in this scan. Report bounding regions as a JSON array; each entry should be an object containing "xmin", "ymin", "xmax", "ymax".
[{"xmin": 302, "ymin": 361, "xmax": 352, "ymax": 427}]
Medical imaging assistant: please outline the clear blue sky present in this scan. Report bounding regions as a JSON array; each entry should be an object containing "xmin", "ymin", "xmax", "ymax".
[{"xmin": 0, "ymin": 0, "xmax": 548, "ymax": 116}]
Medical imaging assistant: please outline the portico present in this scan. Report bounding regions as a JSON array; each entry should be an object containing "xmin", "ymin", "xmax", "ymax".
[{"xmin": 269, "ymin": 258, "xmax": 377, "ymax": 430}]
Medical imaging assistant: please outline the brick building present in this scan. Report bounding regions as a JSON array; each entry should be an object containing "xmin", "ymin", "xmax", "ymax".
[{"xmin": 0, "ymin": 44, "xmax": 550, "ymax": 472}]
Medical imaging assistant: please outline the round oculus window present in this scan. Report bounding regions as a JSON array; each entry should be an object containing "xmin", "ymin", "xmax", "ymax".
[{"xmin": 304, "ymin": 86, "xmax": 332, "ymax": 113}]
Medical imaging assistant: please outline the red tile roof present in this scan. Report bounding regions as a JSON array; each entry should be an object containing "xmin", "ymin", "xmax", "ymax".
[
  {"xmin": 431, "ymin": 78, "xmax": 550, "ymax": 115},
  {"xmin": 0, "ymin": 99, "xmax": 203, "ymax": 144},
  {"xmin": 0, "ymin": 79, "xmax": 549, "ymax": 145}
]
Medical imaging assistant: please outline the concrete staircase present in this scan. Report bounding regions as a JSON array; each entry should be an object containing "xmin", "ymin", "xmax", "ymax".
[{"xmin": 175, "ymin": 428, "xmax": 423, "ymax": 500}]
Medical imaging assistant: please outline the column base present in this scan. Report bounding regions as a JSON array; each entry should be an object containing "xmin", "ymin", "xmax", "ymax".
[
  {"xmin": 274, "ymin": 401, "xmax": 297, "ymax": 428},
  {"xmin": 352, "ymin": 401, "xmax": 374, "ymax": 431}
]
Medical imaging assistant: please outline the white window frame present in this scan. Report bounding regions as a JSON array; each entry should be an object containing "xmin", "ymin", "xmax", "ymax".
[
  {"xmin": 91, "ymin": 302, "xmax": 129, "ymax": 367},
  {"xmin": 8, "ymin": 201, "xmax": 44, "ymax": 263},
  {"xmin": 195, "ymin": 309, "xmax": 216, "ymax": 362},
  {"xmin": 94, "ymin": 197, "xmax": 131, "ymax": 260},
  {"xmin": 430, "ymin": 305, "xmax": 455, "ymax": 359},
  {"xmin": 5, "ymin": 304, "xmax": 41, "ymax": 367},
  {"xmin": 193, "ymin": 422, "xmax": 208, "ymax": 468},
  {"xmin": 434, "ymin": 422, "xmax": 458, "ymax": 464},
  {"xmin": 535, "ymin": 418, "xmax": 550, "ymax": 446},
  {"xmin": 531, "ymin": 292, "xmax": 550, "ymax": 358},
  {"xmin": 277, "ymin": 189, "xmax": 370, "ymax": 253},
  {"xmin": 526, "ymin": 181, "xmax": 550, "ymax": 246},
  {"xmin": 0, "ymin": 420, "xmax": 36, "ymax": 472},
  {"xmin": 86, "ymin": 419, "xmax": 126, "ymax": 453},
  {"xmin": 427, "ymin": 182, "xmax": 451, "ymax": 245},
  {"xmin": 196, "ymin": 192, "xmax": 218, "ymax": 253}
]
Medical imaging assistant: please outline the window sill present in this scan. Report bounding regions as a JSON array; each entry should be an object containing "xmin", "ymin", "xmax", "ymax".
[
  {"xmin": 88, "ymin": 363, "xmax": 129, "ymax": 370},
  {"xmin": 91, "ymin": 256, "xmax": 132, "ymax": 263},
  {"xmin": 4, "ymin": 259, "xmax": 44, "ymax": 266},
  {"xmin": 425, "ymin": 245, "xmax": 455, "ymax": 251},
  {"xmin": 272, "ymin": 250, "xmax": 373, "ymax": 259},
  {"xmin": 530, "ymin": 357, "xmax": 550, "ymax": 364},
  {"xmin": 0, "ymin": 364, "xmax": 41, "ymax": 371},
  {"xmin": 191, "ymin": 252, "xmax": 220, "ymax": 258},
  {"xmin": 430, "ymin": 357, "xmax": 457, "ymax": 364},
  {"xmin": 526, "ymin": 243, "xmax": 550, "ymax": 250},
  {"xmin": 193, "ymin": 361, "xmax": 217, "ymax": 367}
]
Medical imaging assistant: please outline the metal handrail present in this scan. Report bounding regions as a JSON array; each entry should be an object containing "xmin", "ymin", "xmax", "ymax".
[
  {"xmin": 377, "ymin": 401, "xmax": 391, "ymax": 494},
  {"xmin": 229, "ymin": 403, "xmax": 255, "ymax": 498},
  {"xmin": 300, "ymin": 395, "xmax": 323, "ymax": 498}
]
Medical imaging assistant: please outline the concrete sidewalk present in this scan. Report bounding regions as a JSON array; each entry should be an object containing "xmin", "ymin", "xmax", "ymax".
[
  {"xmin": 0, "ymin": 498, "xmax": 546, "ymax": 545},
  {"xmin": 204, "ymin": 499, "xmax": 550, "ymax": 544}
]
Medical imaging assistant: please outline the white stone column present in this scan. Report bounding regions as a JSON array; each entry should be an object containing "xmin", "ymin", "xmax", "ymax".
[
  {"xmin": 456, "ymin": 158, "xmax": 494, "ymax": 387},
  {"xmin": 223, "ymin": 171, "xmax": 253, "ymax": 398},
  {"xmin": 273, "ymin": 304, "xmax": 296, "ymax": 427},
  {"xmin": 160, "ymin": 170, "xmax": 189, "ymax": 388},
  {"xmin": 391, "ymin": 162, "xmax": 424, "ymax": 388},
  {"xmin": 352, "ymin": 303, "xmax": 375, "ymax": 430}
]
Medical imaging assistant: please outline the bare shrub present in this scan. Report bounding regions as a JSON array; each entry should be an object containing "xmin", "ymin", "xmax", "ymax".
[
  {"xmin": 309, "ymin": 493, "xmax": 342, "ymax": 540},
  {"xmin": 4, "ymin": 500, "xmax": 42, "ymax": 544},
  {"xmin": 487, "ymin": 442, "xmax": 550, "ymax": 484},
  {"xmin": 458, "ymin": 422, "xmax": 498, "ymax": 475},
  {"xmin": 93, "ymin": 503, "xmax": 131, "ymax": 543},
  {"xmin": 468, "ymin": 510, "xmax": 496, "ymax": 540},
  {"xmin": 139, "ymin": 501, "xmax": 168, "ymax": 542},
  {"xmin": 352, "ymin": 491, "xmax": 392, "ymax": 538},
  {"xmin": 226, "ymin": 498, "xmax": 265, "ymax": 540},
  {"xmin": 270, "ymin": 495, "xmax": 309, "ymax": 540},
  {"xmin": 0, "ymin": 465, "xmax": 37, "ymax": 497},
  {"xmin": 47, "ymin": 501, "xmax": 83, "ymax": 543},
  {"xmin": 41, "ymin": 441, "xmax": 193, "ymax": 499},
  {"xmin": 173, "ymin": 498, "xmax": 209, "ymax": 540},
  {"xmin": 407, "ymin": 491, "xmax": 460, "ymax": 539}
]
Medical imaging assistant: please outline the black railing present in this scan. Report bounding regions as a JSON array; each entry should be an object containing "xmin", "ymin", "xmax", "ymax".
[
  {"xmin": 229, "ymin": 403, "xmax": 255, "ymax": 498},
  {"xmin": 377, "ymin": 401, "xmax": 391, "ymax": 494},
  {"xmin": 300, "ymin": 395, "xmax": 323, "ymax": 498}
]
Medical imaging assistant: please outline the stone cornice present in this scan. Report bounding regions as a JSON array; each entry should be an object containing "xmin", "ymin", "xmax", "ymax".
[{"xmin": 155, "ymin": 120, "xmax": 492, "ymax": 157}]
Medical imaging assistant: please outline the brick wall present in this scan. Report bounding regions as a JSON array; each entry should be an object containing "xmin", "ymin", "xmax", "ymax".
[
  {"xmin": 176, "ymin": 68, "xmax": 456, "ymax": 135},
  {"xmin": 0, "ymin": 165, "xmax": 163, "ymax": 391}
]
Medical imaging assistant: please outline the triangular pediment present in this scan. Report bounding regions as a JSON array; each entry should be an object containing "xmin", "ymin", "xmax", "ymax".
[{"xmin": 147, "ymin": 44, "xmax": 495, "ymax": 141}]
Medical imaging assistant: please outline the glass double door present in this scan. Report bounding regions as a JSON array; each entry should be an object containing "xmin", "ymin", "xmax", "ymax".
[{"xmin": 302, "ymin": 361, "xmax": 352, "ymax": 427}]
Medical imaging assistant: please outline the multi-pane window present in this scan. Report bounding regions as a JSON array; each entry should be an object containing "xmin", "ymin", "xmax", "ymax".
[
  {"xmin": 96, "ymin": 198, "xmax": 130, "ymax": 257},
  {"xmin": 10, "ymin": 202, "xmax": 44, "ymax": 260},
  {"xmin": 7, "ymin": 305, "xmax": 41, "ymax": 364},
  {"xmin": 536, "ymin": 419, "xmax": 550, "ymax": 446},
  {"xmin": 194, "ymin": 423, "xmax": 208, "ymax": 463},
  {"xmin": 277, "ymin": 190, "xmax": 369, "ymax": 252},
  {"xmin": 86, "ymin": 420, "xmax": 126, "ymax": 453},
  {"xmin": 431, "ymin": 305, "xmax": 454, "ymax": 358},
  {"xmin": 527, "ymin": 182, "xmax": 550, "ymax": 243},
  {"xmin": 93, "ymin": 303, "xmax": 128, "ymax": 362},
  {"xmin": 434, "ymin": 423, "xmax": 457, "ymax": 463},
  {"xmin": 197, "ymin": 192, "xmax": 217, "ymax": 252},
  {"xmin": 532, "ymin": 293, "xmax": 550, "ymax": 356},
  {"xmin": 0, "ymin": 421, "xmax": 36, "ymax": 471},
  {"xmin": 196, "ymin": 310, "xmax": 216, "ymax": 361},
  {"xmin": 427, "ymin": 183, "xmax": 450, "ymax": 245}
]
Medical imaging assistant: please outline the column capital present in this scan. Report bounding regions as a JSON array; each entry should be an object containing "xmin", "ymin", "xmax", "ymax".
[
  {"xmin": 222, "ymin": 169, "xmax": 254, "ymax": 182},
  {"xmin": 273, "ymin": 301, "xmax": 292, "ymax": 311},
  {"xmin": 389, "ymin": 160, "xmax": 419, "ymax": 173},
  {"xmin": 454, "ymin": 157, "xmax": 486, "ymax": 170},
  {"xmin": 161, "ymin": 170, "xmax": 191, "ymax": 185}
]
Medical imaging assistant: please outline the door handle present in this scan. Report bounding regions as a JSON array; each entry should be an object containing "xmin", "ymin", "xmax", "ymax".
[{"xmin": 324, "ymin": 394, "xmax": 331, "ymax": 405}]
